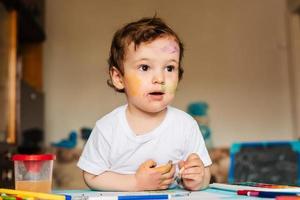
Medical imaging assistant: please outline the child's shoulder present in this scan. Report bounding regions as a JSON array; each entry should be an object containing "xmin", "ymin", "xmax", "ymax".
[
  {"xmin": 168, "ymin": 106, "xmax": 196, "ymax": 123},
  {"xmin": 95, "ymin": 105, "xmax": 126, "ymax": 127}
]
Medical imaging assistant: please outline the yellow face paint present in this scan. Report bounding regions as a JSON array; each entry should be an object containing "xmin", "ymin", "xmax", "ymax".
[
  {"xmin": 162, "ymin": 82, "xmax": 177, "ymax": 94},
  {"xmin": 125, "ymin": 73, "xmax": 141, "ymax": 96}
]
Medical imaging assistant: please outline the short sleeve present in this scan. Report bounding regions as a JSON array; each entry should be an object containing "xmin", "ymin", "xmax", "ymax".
[
  {"xmin": 77, "ymin": 125, "xmax": 111, "ymax": 175},
  {"xmin": 183, "ymin": 120, "xmax": 212, "ymax": 167}
]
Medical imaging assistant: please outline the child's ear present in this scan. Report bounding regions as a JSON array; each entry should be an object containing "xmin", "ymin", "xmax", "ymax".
[{"xmin": 110, "ymin": 67, "xmax": 125, "ymax": 90}]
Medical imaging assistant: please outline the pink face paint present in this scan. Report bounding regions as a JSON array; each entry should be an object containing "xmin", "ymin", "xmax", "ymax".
[{"xmin": 161, "ymin": 41, "xmax": 179, "ymax": 54}]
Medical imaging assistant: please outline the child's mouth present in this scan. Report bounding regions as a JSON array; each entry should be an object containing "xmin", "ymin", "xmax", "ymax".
[
  {"xmin": 149, "ymin": 92, "xmax": 164, "ymax": 95},
  {"xmin": 148, "ymin": 92, "xmax": 165, "ymax": 101}
]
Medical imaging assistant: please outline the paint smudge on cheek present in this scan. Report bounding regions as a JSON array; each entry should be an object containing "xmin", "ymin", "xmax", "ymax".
[
  {"xmin": 162, "ymin": 82, "xmax": 178, "ymax": 94},
  {"xmin": 161, "ymin": 41, "xmax": 179, "ymax": 54},
  {"xmin": 126, "ymin": 73, "xmax": 142, "ymax": 97}
]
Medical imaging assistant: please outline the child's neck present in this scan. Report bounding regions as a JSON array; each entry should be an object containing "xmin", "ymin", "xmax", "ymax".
[{"xmin": 126, "ymin": 105, "xmax": 167, "ymax": 135}]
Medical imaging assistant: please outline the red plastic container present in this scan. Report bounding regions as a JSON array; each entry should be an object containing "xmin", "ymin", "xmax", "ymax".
[{"xmin": 12, "ymin": 154, "xmax": 56, "ymax": 193}]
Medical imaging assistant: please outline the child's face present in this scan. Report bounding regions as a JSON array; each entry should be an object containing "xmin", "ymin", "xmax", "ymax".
[{"xmin": 113, "ymin": 37, "xmax": 180, "ymax": 113}]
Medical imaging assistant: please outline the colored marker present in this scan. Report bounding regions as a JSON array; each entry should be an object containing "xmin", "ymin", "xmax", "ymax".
[
  {"xmin": 89, "ymin": 194, "xmax": 169, "ymax": 200},
  {"xmin": 237, "ymin": 190, "xmax": 300, "ymax": 198},
  {"xmin": 237, "ymin": 190, "xmax": 259, "ymax": 196},
  {"xmin": 276, "ymin": 196, "xmax": 300, "ymax": 200},
  {"xmin": 256, "ymin": 191, "xmax": 299, "ymax": 198},
  {"xmin": 0, "ymin": 189, "xmax": 70, "ymax": 200}
]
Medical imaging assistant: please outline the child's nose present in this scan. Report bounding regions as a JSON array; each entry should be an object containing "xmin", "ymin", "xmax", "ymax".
[{"xmin": 152, "ymin": 70, "xmax": 165, "ymax": 84}]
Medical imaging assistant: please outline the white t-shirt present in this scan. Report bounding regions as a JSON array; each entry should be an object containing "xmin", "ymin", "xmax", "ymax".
[{"xmin": 77, "ymin": 105, "xmax": 212, "ymax": 175}]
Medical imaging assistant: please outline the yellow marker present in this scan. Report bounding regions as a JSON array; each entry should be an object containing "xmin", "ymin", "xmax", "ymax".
[
  {"xmin": 0, "ymin": 189, "xmax": 67, "ymax": 200},
  {"xmin": 16, "ymin": 194, "xmax": 35, "ymax": 200}
]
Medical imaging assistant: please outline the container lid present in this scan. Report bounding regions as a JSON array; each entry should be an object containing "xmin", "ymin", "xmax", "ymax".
[{"xmin": 12, "ymin": 154, "xmax": 56, "ymax": 161}]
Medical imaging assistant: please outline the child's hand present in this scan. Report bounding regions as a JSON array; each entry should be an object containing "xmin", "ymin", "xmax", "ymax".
[
  {"xmin": 135, "ymin": 159, "xmax": 175, "ymax": 191},
  {"xmin": 178, "ymin": 153, "xmax": 205, "ymax": 190}
]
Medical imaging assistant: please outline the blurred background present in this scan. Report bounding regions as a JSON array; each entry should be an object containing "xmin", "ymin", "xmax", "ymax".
[{"xmin": 1, "ymin": 0, "xmax": 300, "ymax": 189}]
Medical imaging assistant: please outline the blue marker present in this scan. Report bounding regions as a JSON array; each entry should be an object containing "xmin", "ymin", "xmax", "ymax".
[{"xmin": 254, "ymin": 191, "xmax": 299, "ymax": 198}]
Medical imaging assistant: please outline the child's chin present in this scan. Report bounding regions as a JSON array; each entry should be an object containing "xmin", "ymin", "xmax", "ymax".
[{"xmin": 144, "ymin": 105, "xmax": 167, "ymax": 113}]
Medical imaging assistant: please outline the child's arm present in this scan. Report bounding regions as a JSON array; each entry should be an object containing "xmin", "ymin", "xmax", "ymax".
[
  {"xmin": 83, "ymin": 171, "xmax": 137, "ymax": 191},
  {"xmin": 178, "ymin": 153, "xmax": 211, "ymax": 191},
  {"xmin": 83, "ymin": 159, "xmax": 176, "ymax": 191}
]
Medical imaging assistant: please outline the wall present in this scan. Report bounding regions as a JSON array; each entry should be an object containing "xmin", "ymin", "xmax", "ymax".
[
  {"xmin": 44, "ymin": 0, "xmax": 295, "ymax": 147},
  {"xmin": 288, "ymin": 12, "xmax": 300, "ymax": 139}
]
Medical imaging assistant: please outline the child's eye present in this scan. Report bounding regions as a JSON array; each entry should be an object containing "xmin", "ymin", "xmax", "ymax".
[
  {"xmin": 139, "ymin": 64, "xmax": 149, "ymax": 71},
  {"xmin": 165, "ymin": 65, "xmax": 175, "ymax": 72}
]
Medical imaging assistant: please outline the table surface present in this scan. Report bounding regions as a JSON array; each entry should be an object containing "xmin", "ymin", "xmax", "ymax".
[
  {"xmin": 55, "ymin": 188, "xmax": 273, "ymax": 200},
  {"xmin": 174, "ymin": 188, "xmax": 271, "ymax": 199}
]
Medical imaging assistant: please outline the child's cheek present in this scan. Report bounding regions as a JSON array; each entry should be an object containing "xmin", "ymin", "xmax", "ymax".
[
  {"xmin": 162, "ymin": 82, "xmax": 178, "ymax": 94},
  {"xmin": 126, "ymin": 73, "xmax": 142, "ymax": 96}
]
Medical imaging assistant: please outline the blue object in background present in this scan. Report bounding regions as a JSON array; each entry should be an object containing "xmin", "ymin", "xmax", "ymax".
[
  {"xmin": 199, "ymin": 124, "xmax": 212, "ymax": 141},
  {"xmin": 51, "ymin": 131, "xmax": 77, "ymax": 149},
  {"xmin": 80, "ymin": 127, "xmax": 92, "ymax": 141},
  {"xmin": 187, "ymin": 101, "xmax": 213, "ymax": 149},
  {"xmin": 187, "ymin": 102, "xmax": 208, "ymax": 117}
]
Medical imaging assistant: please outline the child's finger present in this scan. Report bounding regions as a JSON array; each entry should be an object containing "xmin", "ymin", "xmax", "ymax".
[
  {"xmin": 143, "ymin": 159, "xmax": 157, "ymax": 169},
  {"xmin": 186, "ymin": 153, "xmax": 199, "ymax": 161},
  {"xmin": 181, "ymin": 173, "xmax": 201, "ymax": 180},
  {"xmin": 160, "ymin": 177, "xmax": 174, "ymax": 185},
  {"xmin": 182, "ymin": 166, "xmax": 203, "ymax": 175},
  {"xmin": 184, "ymin": 158, "xmax": 204, "ymax": 169},
  {"xmin": 161, "ymin": 164, "xmax": 175, "ymax": 179},
  {"xmin": 159, "ymin": 177, "xmax": 175, "ymax": 190},
  {"xmin": 158, "ymin": 184, "xmax": 169, "ymax": 190},
  {"xmin": 178, "ymin": 160, "xmax": 185, "ymax": 169}
]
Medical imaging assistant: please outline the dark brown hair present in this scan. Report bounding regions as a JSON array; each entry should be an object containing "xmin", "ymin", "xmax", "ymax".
[{"xmin": 107, "ymin": 17, "xmax": 184, "ymax": 92}]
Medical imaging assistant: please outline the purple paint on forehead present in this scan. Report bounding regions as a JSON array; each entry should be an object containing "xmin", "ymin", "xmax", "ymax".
[{"xmin": 161, "ymin": 42, "xmax": 179, "ymax": 54}]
